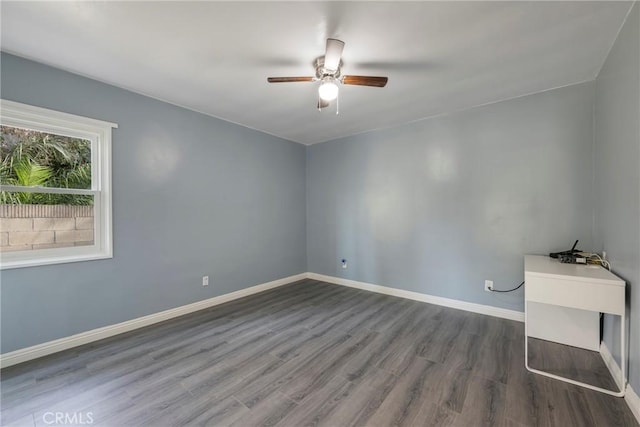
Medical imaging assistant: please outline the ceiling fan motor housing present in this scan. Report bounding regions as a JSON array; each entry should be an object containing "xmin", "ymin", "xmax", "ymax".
[{"xmin": 315, "ymin": 57, "xmax": 342, "ymax": 79}]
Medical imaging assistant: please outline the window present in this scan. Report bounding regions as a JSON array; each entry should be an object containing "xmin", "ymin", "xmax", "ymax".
[{"xmin": 0, "ymin": 100, "xmax": 116, "ymax": 269}]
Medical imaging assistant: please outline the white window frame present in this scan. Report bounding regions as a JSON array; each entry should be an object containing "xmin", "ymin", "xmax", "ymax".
[{"xmin": 0, "ymin": 99, "xmax": 116, "ymax": 269}]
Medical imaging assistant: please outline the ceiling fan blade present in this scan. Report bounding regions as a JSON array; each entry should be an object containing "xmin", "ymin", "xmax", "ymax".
[
  {"xmin": 317, "ymin": 98, "xmax": 330, "ymax": 109},
  {"xmin": 267, "ymin": 77, "xmax": 314, "ymax": 83},
  {"xmin": 342, "ymin": 75, "xmax": 388, "ymax": 87},
  {"xmin": 324, "ymin": 38, "xmax": 345, "ymax": 72}
]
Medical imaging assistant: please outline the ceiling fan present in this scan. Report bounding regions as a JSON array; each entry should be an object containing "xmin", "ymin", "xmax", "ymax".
[{"xmin": 267, "ymin": 38, "xmax": 388, "ymax": 112}]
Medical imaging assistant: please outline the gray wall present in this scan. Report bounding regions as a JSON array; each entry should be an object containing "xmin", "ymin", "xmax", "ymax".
[
  {"xmin": 594, "ymin": 3, "xmax": 639, "ymax": 392},
  {"xmin": 307, "ymin": 82, "xmax": 595, "ymax": 312},
  {"xmin": 0, "ymin": 53, "xmax": 307, "ymax": 353}
]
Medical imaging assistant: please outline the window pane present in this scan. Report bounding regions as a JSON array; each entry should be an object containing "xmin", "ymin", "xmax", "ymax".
[
  {"xmin": 0, "ymin": 193, "xmax": 95, "ymax": 253},
  {"xmin": 0, "ymin": 125, "xmax": 91, "ymax": 189}
]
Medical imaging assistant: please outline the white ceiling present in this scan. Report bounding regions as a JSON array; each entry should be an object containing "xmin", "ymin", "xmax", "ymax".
[{"xmin": 0, "ymin": 1, "xmax": 632, "ymax": 145}]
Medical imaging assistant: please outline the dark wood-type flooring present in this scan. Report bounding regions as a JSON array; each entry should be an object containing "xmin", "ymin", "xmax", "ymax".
[{"xmin": 1, "ymin": 279, "xmax": 637, "ymax": 426}]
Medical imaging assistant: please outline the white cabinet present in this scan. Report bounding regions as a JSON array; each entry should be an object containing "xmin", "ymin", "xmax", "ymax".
[{"xmin": 524, "ymin": 255, "xmax": 626, "ymax": 396}]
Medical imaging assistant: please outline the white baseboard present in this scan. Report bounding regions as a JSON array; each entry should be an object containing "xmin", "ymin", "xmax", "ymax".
[
  {"xmin": 600, "ymin": 341, "xmax": 625, "ymax": 390},
  {"xmin": 600, "ymin": 342, "xmax": 640, "ymax": 423},
  {"xmin": 627, "ymin": 386, "xmax": 640, "ymax": 425},
  {"xmin": 307, "ymin": 272, "xmax": 524, "ymax": 322},
  {"xmin": 0, "ymin": 273, "xmax": 308, "ymax": 369}
]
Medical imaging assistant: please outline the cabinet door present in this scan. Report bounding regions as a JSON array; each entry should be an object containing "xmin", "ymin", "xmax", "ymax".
[{"xmin": 527, "ymin": 301, "xmax": 600, "ymax": 351}]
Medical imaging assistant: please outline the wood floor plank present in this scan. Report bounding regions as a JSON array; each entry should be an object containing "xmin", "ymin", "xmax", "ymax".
[
  {"xmin": 232, "ymin": 333, "xmax": 353, "ymax": 409},
  {"xmin": 315, "ymin": 368, "xmax": 399, "ymax": 427},
  {"xmin": 278, "ymin": 330, "xmax": 378, "ymax": 402},
  {"xmin": 93, "ymin": 379, "xmax": 190, "ymax": 426},
  {"xmin": 126, "ymin": 327, "xmax": 276, "ymax": 395},
  {"xmin": 473, "ymin": 335, "xmax": 513, "ymax": 385},
  {"xmin": 304, "ymin": 291, "xmax": 383, "ymax": 335},
  {"xmin": 545, "ymin": 386, "xmax": 597, "ymax": 427},
  {"xmin": 433, "ymin": 364, "xmax": 474, "ymax": 414},
  {"xmin": 412, "ymin": 402, "xmax": 460, "ymax": 427},
  {"xmin": 528, "ymin": 338, "xmax": 618, "ymax": 391},
  {"xmin": 160, "ymin": 394, "xmax": 249, "ymax": 427},
  {"xmin": 3, "ymin": 413, "xmax": 35, "ymax": 427},
  {"xmin": 367, "ymin": 356, "xmax": 441, "ymax": 427},
  {"xmin": 376, "ymin": 339, "xmax": 430, "ymax": 378},
  {"xmin": 505, "ymin": 336, "xmax": 556, "ymax": 427},
  {"xmin": 33, "ymin": 390, "xmax": 134, "ymax": 427},
  {"xmin": 230, "ymin": 392, "xmax": 297, "ymax": 427},
  {"xmin": 0, "ymin": 372, "xmax": 36, "ymax": 397},
  {"xmin": 1, "ymin": 280, "xmax": 636, "ymax": 427},
  {"xmin": 582, "ymin": 386, "xmax": 640, "ymax": 427},
  {"xmin": 339, "ymin": 295, "xmax": 408, "ymax": 334},
  {"xmin": 444, "ymin": 331, "xmax": 482, "ymax": 372},
  {"xmin": 416, "ymin": 311, "xmax": 465, "ymax": 364},
  {"xmin": 273, "ymin": 375, "xmax": 355, "ymax": 427},
  {"xmin": 179, "ymin": 352, "xmax": 283, "ymax": 399},
  {"xmin": 1, "ymin": 355, "xmax": 152, "ymax": 424},
  {"xmin": 268, "ymin": 325, "xmax": 344, "ymax": 362},
  {"xmin": 340, "ymin": 331, "xmax": 409, "ymax": 383},
  {"xmin": 459, "ymin": 375, "xmax": 507, "ymax": 424},
  {"xmin": 184, "ymin": 355, "xmax": 286, "ymax": 405},
  {"xmin": 373, "ymin": 306, "xmax": 438, "ymax": 375}
]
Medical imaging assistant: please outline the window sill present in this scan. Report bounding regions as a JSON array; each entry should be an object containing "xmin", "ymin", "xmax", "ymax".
[{"xmin": 1, "ymin": 248, "xmax": 112, "ymax": 270}]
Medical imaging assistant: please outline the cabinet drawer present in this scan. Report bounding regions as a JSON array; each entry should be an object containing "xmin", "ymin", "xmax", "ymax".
[{"xmin": 525, "ymin": 274, "xmax": 625, "ymax": 315}]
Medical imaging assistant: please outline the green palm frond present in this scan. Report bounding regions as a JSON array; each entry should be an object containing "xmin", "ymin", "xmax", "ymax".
[{"xmin": 13, "ymin": 158, "xmax": 53, "ymax": 187}]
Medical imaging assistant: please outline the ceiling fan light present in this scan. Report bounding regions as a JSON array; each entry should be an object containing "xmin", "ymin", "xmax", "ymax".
[{"xmin": 318, "ymin": 80, "xmax": 339, "ymax": 101}]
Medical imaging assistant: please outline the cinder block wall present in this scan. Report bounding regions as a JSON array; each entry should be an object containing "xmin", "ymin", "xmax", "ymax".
[{"xmin": 0, "ymin": 205, "xmax": 94, "ymax": 251}]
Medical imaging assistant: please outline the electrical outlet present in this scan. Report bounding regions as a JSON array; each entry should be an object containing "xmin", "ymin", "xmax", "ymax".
[
  {"xmin": 202, "ymin": 276, "xmax": 209, "ymax": 286},
  {"xmin": 341, "ymin": 259, "xmax": 347, "ymax": 269},
  {"xmin": 602, "ymin": 251, "xmax": 607, "ymax": 260},
  {"xmin": 484, "ymin": 280, "xmax": 493, "ymax": 292}
]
